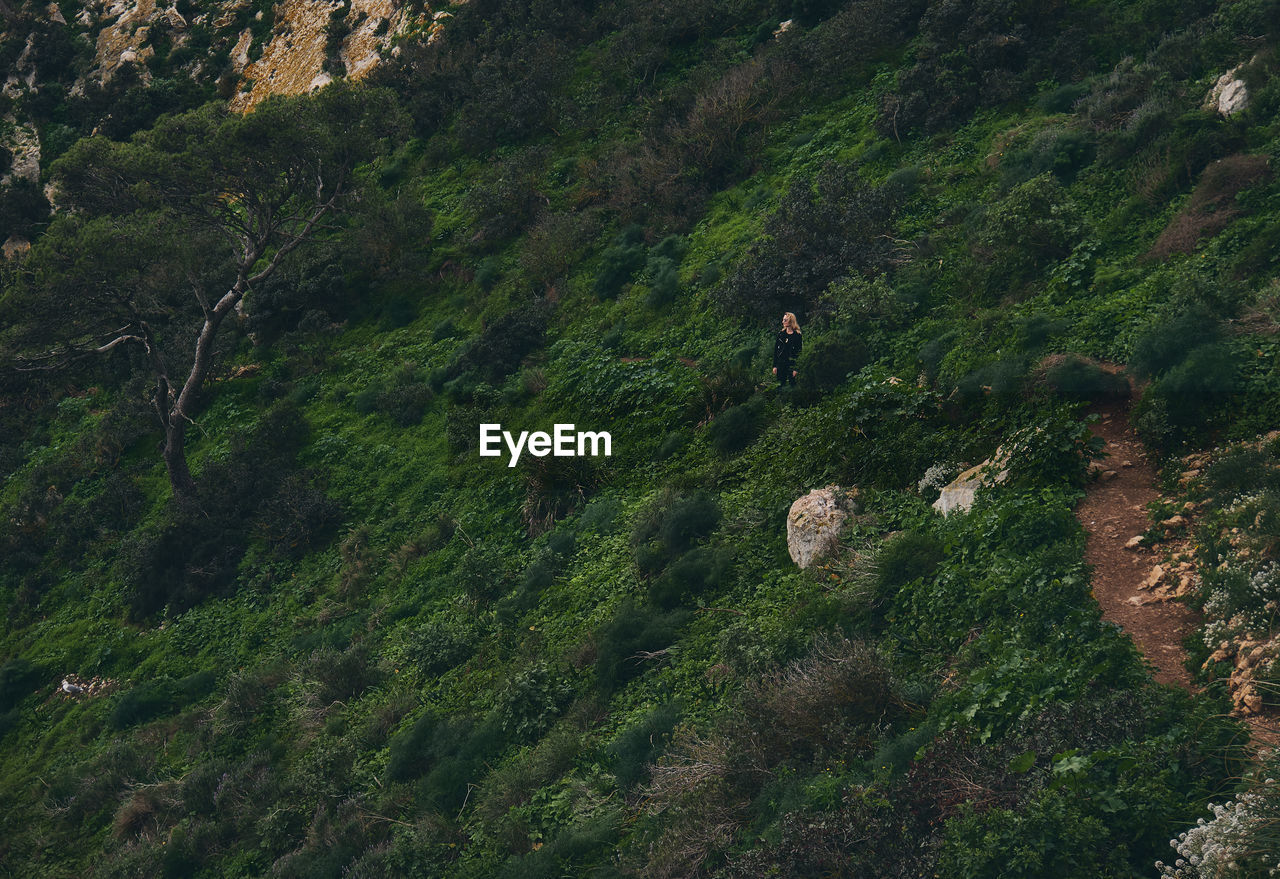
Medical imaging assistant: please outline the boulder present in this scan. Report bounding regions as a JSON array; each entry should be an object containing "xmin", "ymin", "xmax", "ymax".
[{"xmin": 787, "ymin": 486, "xmax": 852, "ymax": 569}]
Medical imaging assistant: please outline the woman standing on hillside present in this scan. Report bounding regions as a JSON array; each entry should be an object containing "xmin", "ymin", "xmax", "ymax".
[{"xmin": 773, "ymin": 312, "xmax": 802, "ymax": 387}]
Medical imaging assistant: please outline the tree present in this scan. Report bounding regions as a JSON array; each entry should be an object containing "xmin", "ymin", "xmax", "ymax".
[{"xmin": 9, "ymin": 82, "xmax": 407, "ymax": 500}]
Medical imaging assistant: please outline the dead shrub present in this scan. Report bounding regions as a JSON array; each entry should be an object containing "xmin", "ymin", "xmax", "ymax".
[
  {"xmin": 1146, "ymin": 154, "xmax": 1271, "ymax": 260},
  {"xmin": 642, "ymin": 728, "xmax": 755, "ymax": 879},
  {"xmin": 336, "ymin": 526, "xmax": 376, "ymax": 598},
  {"xmin": 112, "ymin": 782, "xmax": 180, "ymax": 840},
  {"xmin": 743, "ymin": 638, "xmax": 898, "ymax": 760},
  {"xmin": 214, "ymin": 661, "xmax": 289, "ymax": 738},
  {"xmin": 639, "ymin": 639, "xmax": 898, "ymax": 878},
  {"xmin": 520, "ymin": 454, "xmax": 603, "ymax": 536}
]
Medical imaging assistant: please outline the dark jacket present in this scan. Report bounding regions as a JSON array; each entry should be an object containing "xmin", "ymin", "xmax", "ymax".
[{"xmin": 774, "ymin": 329, "xmax": 802, "ymax": 372}]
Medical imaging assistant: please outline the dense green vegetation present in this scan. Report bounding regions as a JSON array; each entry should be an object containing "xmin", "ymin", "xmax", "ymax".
[{"xmin": 5, "ymin": 0, "xmax": 1280, "ymax": 875}]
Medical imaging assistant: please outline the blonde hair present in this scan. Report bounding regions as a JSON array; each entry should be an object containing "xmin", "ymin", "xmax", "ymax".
[{"xmin": 783, "ymin": 312, "xmax": 800, "ymax": 332}]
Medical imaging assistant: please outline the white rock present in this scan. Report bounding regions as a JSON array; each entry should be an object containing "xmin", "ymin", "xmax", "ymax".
[{"xmin": 1205, "ymin": 66, "xmax": 1250, "ymax": 117}]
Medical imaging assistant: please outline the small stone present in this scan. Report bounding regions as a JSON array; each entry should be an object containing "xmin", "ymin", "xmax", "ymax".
[
  {"xmin": 1124, "ymin": 536, "xmax": 1144, "ymax": 550},
  {"xmin": 1139, "ymin": 565, "xmax": 1165, "ymax": 590},
  {"xmin": 1161, "ymin": 515, "xmax": 1187, "ymax": 529},
  {"xmin": 1100, "ymin": 470, "xmax": 1118, "ymax": 481},
  {"xmin": 1121, "ymin": 460, "xmax": 1133, "ymax": 468}
]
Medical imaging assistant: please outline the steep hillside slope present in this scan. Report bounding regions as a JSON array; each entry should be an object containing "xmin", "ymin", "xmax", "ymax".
[{"xmin": 4, "ymin": 1, "xmax": 1280, "ymax": 877}]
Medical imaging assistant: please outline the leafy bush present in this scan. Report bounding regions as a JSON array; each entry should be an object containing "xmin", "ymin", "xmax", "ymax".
[
  {"xmin": 493, "ymin": 662, "xmax": 573, "ymax": 742},
  {"xmin": 659, "ymin": 491, "xmax": 721, "ymax": 554},
  {"xmin": 255, "ymin": 471, "xmax": 343, "ymax": 559},
  {"xmin": 1128, "ymin": 306, "xmax": 1220, "ymax": 379},
  {"xmin": 578, "ymin": 497, "xmax": 622, "ymax": 533},
  {"xmin": 386, "ymin": 711, "xmax": 452, "ymax": 783},
  {"xmin": 742, "ymin": 638, "xmax": 899, "ymax": 761},
  {"xmin": 448, "ymin": 303, "xmax": 549, "ymax": 384},
  {"xmin": 718, "ymin": 165, "xmax": 903, "ymax": 321},
  {"xmin": 119, "ymin": 402, "xmax": 323, "ymax": 619},
  {"xmin": 300, "ymin": 644, "xmax": 381, "ymax": 708},
  {"xmin": 1000, "ymin": 413, "xmax": 1102, "ymax": 488},
  {"xmin": 214, "ymin": 661, "xmax": 287, "ymax": 737},
  {"xmin": 521, "ymin": 453, "xmax": 603, "ymax": 536},
  {"xmin": 655, "ymin": 431, "xmax": 690, "ymax": 461},
  {"xmin": 999, "ymin": 128, "xmax": 1096, "ymax": 191},
  {"xmin": 409, "ymin": 612, "xmax": 480, "ymax": 676},
  {"xmin": 1135, "ymin": 342, "xmax": 1246, "ymax": 449},
  {"xmin": 974, "ymin": 174, "xmax": 1083, "ymax": 298},
  {"xmin": 876, "ymin": 0, "xmax": 1097, "ymax": 135}
]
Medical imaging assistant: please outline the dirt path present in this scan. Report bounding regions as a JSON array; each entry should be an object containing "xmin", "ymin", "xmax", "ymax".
[{"xmin": 1078, "ymin": 405, "xmax": 1200, "ymax": 690}]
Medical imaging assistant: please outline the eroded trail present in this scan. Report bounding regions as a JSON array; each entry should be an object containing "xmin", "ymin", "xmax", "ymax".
[{"xmin": 1077, "ymin": 405, "xmax": 1199, "ymax": 690}]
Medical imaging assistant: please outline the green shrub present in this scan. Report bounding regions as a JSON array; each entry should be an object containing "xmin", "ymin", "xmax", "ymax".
[
  {"xmin": 593, "ymin": 226, "xmax": 648, "ymax": 299},
  {"xmin": 1128, "ymin": 306, "xmax": 1220, "ymax": 379},
  {"xmin": 659, "ymin": 491, "xmax": 721, "ymax": 554},
  {"xmin": 0, "ymin": 658, "xmax": 45, "ymax": 712},
  {"xmin": 577, "ymin": 497, "xmax": 621, "ymax": 533},
  {"xmin": 999, "ymin": 128, "xmax": 1096, "ymax": 191},
  {"xmin": 108, "ymin": 670, "xmax": 216, "ymax": 730},
  {"xmin": 655, "ymin": 431, "xmax": 689, "ymax": 461},
  {"xmin": 918, "ymin": 331, "xmax": 958, "ymax": 383},
  {"xmin": 796, "ymin": 328, "xmax": 868, "ymax": 396},
  {"xmin": 609, "ymin": 702, "xmax": 682, "ymax": 790},
  {"xmin": 301, "ymin": 644, "xmax": 381, "ymax": 708},
  {"xmin": 546, "ymin": 530, "xmax": 576, "ymax": 557},
  {"xmin": 448, "ymin": 303, "xmax": 549, "ymax": 384},
  {"xmin": 707, "ymin": 401, "xmax": 765, "ymax": 455},
  {"xmin": 418, "ymin": 718, "xmax": 505, "ymax": 811},
  {"xmin": 1042, "ymin": 356, "xmax": 1129, "ymax": 401},
  {"xmin": 1203, "ymin": 447, "xmax": 1280, "ymax": 503},
  {"xmin": 646, "ymin": 257, "xmax": 680, "ymax": 307},
  {"xmin": 718, "ymin": 165, "xmax": 902, "ymax": 320},
  {"xmin": 955, "ymin": 358, "xmax": 1027, "ymax": 403},
  {"xmin": 1135, "ymin": 341, "xmax": 1245, "ymax": 448},
  {"xmin": 873, "ymin": 531, "xmax": 945, "ymax": 595},
  {"xmin": 493, "ymin": 662, "xmax": 573, "ymax": 742},
  {"xmin": 975, "ymin": 174, "xmax": 1083, "ymax": 297},
  {"xmin": 386, "ymin": 711, "xmax": 449, "ymax": 783},
  {"xmin": 408, "ymin": 613, "xmax": 479, "ymax": 675},
  {"xmin": 648, "ymin": 546, "xmax": 733, "ymax": 610},
  {"xmin": 595, "ymin": 601, "xmax": 691, "ymax": 694},
  {"xmin": 743, "ymin": 638, "xmax": 898, "ymax": 761}
]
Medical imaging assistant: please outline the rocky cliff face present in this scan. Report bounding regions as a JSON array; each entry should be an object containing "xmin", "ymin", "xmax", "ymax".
[
  {"xmin": 230, "ymin": 0, "xmax": 427, "ymax": 111},
  {"xmin": 0, "ymin": 0, "xmax": 441, "ymax": 247},
  {"xmin": 68, "ymin": 0, "xmax": 431, "ymax": 107}
]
